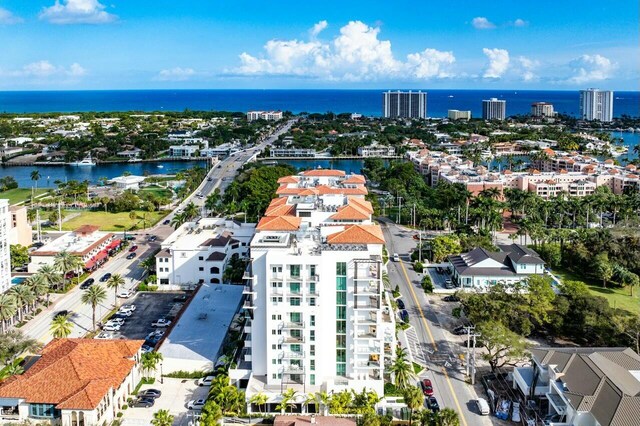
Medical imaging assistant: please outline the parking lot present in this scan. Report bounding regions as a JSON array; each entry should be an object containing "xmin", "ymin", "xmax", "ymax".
[
  {"xmin": 426, "ymin": 265, "xmax": 455, "ymax": 292},
  {"xmin": 99, "ymin": 291, "xmax": 189, "ymax": 347},
  {"xmin": 121, "ymin": 378, "xmax": 209, "ymax": 426}
]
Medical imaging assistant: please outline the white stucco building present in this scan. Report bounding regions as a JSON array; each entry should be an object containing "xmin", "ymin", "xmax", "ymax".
[
  {"xmin": 234, "ymin": 170, "xmax": 396, "ymax": 409},
  {"xmin": 0, "ymin": 199, "xmax": 11, "ymax": 293},
  {"xmin": 155, "ymin": 217, "xmax": 255, "ymax": 289}
]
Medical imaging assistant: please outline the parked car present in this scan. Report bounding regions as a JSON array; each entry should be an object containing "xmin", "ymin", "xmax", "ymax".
[
  {"xmin": 106, "ymin": 318, "xmax": 125, "ymax": 326},
  {"xmin": 443, "ymin": 295, "xmax": 460, "ymax": 302},
  {"xmin": 117, "ymin": 289, "xmax": 134, "ymax": 298},
  {"xmin": 100, "ymin": 273, "xmax": 112, "ymax": 282},
  {"xmin": 103, "ymin": 323, "xmax": 121, "ymax": 331},
  {"xmin": 393, "ymin": 253, "xmax": 400, "ymax": 262},
  {"xmin": 94, "ymin": 332, "xmax": 113, "ymax": 340},
  {"xmin": 173, "ymin": 294, "xmax": 188, "ymax": 302},
  {"xmin": 125, "ymin": 235, "xmax": 136, "ymax": 241},
  {"xmin": 113, "ymin": 311, "xmax": 132, "ymax": 319},
  {"xmin": 132, "ymin": 398, "xmax": 155, "ymax": 408},
  {"xmin": 151, "ymin": 319, "xmax": 172, "ymax": 328},
  {"xmin": 187, "ymin": 399, "xmax": 206, "ymax": 410},
  {"xmin": 399, "ymin": 309, "xmax": 409, "ymax": 323},
  {"xmin": 425, "ymin": 396, "xmax": 439, "ymax": 412},
  {"xmin": 512, "ymin": 402, "xmax": 521, "ymax": 422},
  {"xmin": 453, "ymin": 326, "xmax": 471, "ymax": 335},
  {"xmin": 396, "ymin": 299, "xmax": 405, "ymax": 310},
  {"xmin": 475, "ymin": 398, "xmax": 490, "ymax": 415},
  {"xmin": 120, "ymin": 304, "xmax": 136, "ymax": 312},
  {"xmin": 197, "ymin": 375, "xmax": 215, "ymax": 386},
  {"xmin": 420, "ymin": 379, "xmax": 434, "ymax": 396},
  {"xmin": 141, "ymin": 345, "xmax": 153, "ymax": 353},
  {"xmin": 79, "ymin": 278, "xmax": 95, "ymax": 289},
  {"xmin": 162, "ymin": 219, "xmax": 170, "ymax": 225},
  {"xmin": 138, "ymin": 389, "xmax": 162, "ymax": 399}
]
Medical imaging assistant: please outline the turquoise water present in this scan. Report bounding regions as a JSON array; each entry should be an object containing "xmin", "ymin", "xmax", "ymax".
[
  {"xmin": 11, "ymin": 277, "xmax": 26, "ymax": 285},
  {"xmin": 608, "ymin": 131, "xmax": 639, "ymax": 161}
]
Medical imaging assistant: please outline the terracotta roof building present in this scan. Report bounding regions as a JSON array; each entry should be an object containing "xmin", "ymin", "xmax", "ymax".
[
  {"xmin": 0, "ymin": 338, "xmax": 144, "ymax": 425},
  {"xmin": 239, "ymin": 170, "xmax": 396, "ymax": 414}
]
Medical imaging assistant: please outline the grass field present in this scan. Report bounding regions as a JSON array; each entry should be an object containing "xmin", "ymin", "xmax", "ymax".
[
  {"xmin": 58, "ymin": 210, "xmax": 166, "ymax": 231},
  {"xmin": 0, "ymin": 188, "xmax": 49, "ymax": 205},
  {"xmin": 139, "ymin": 185, "xmax": 173, "ymax": 199},
  {"xmin": 551, "ymin": 266, "xmax": 639, "ymax": 315}
]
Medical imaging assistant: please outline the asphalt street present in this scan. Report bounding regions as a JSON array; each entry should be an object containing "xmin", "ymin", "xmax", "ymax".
[{"xmin": 380, "ymin": 219, "xmax": 492, "ymax": 426}]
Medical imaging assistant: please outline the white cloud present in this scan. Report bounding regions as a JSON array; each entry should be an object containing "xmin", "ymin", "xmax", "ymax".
[
  {"xmin": 3, "ymin": 61, "xmax": 87, "ymax": 79},
  {"xmin": 513, "ymin": 18, "xmax": 528, "ymax": 27},
  {"xmin": 235, "ymin": 20, "xmax": 456, "ymax": 82},
  {"xmin": 567, "ymin": 54, "xmax": 617, "ymax": 84},
  {"xmin": 0, "ymin": 7, "xmax": 23, "ymax": 24},
  {"xmin": 482, "ymin": 48, "xmax": 510, "ymax": 78},
  {"xmin": 309, "ymin": 20, "xmax": 328, "ymax": 38},
  {"xmin": 518, "ymin": 56, "xmax": 539, "ymax": 81},
  {"xmin": 472, "ymin": 17, "xmax": 495, "ymax": 30},
  {"xmin": 39, "ymin": 0, "xmax": 117, "ymax": 24},
  {"xmin": 155, "ymin": 67, "xmax": 197, "ymax": 81}
]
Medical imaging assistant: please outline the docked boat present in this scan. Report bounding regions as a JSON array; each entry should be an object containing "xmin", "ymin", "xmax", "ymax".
[
  {"xmin": 70, "ymin": 154, "xmax": 96, "ymax": 166},
  {"xmin": 157, "ymin": 165, "xmax": 164, "ymax": 169}
]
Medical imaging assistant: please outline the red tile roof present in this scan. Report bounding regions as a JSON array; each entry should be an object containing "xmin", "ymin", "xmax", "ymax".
[
  {"xmin": 277, "ymin": 176, "xmax": 300, "ymax": 184},
  {"xmin": 265, "ymin": 203, "xmax": 297, "ymax": 217},
  {"xmin": 74, "ymin": 225, "xmax": 100, "ymax": 234},
  {"xmin": 0, "ymin": 339, "xmax": 143, "ymax": 410},
  {"xmin": 274, "ymin": 416, "xmax": 355, "ymax": 426},
  {"xmin": 327, "ymin": 225, "xmax": 385, "ymax": 245},
  {"xmin": 256, "ymin": 216, "xmax": 302, "ymax": 231},
  {"xmin": 342, "ymin": 174, "xmax": 366, "ymax": 184}
]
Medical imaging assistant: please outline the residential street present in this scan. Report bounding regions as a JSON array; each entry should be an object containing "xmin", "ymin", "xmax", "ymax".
[{"xmin": 380, "ymin": 219, "xmax": 492, "ymax": 426}]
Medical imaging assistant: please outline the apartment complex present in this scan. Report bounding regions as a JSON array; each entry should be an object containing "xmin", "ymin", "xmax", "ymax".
[
  {"xmin": 247, "ymin": 111, "xmax": 284, "ymax": 121},
  {"xmin": 7, "ymin": 205, "xmax": 32, "ymax": 248},
  {"xmin": 512, "ymin": 347, "xmax": 640, "ymax": 426},
  {"xmin": 155, "ymin": 217, "xmax": 255, "ymax": 289},
  {"xmin": 0, "ymin": 199, "xmax": 11, "ymax": 293},
  {"xmin": 407, "ymin": 149, "xmax": 640, "ymax": 198},
  {"xmin": 447, "ymin": 109, "xmax": 471, "ymax": 120},
  {"xmin": 382, "ymin": 90, "xmax": 427, "ymax": 119},
  {"xmin": 482, "ymin": 98, "xmax": 506, "ymax": 121},
  {"xmin": 237, "ymin": 169, "xmax": 395, "ymax": 405},
  {"xmin": 531, "ymin": 102, "xmax": 555, "ymax": 118},
  {"xmin": 579, "ymin": 88, "xmax": 613, "ymax": 122},
  {"xmin": 357, "ymin": 144, "xmax": 396, "ymax": 157}
]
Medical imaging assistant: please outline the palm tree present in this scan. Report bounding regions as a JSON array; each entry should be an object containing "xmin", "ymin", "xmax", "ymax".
[
  {"xmin": 140, "ymin": 256, "xmax": 156, "ymax": 275},
  {"xmin": 404, "ymin": 386, "xmax": 424, "ymax": 425},
  {"xmin": 50, "ymin": 314, "xmax": 73, "ymax": 339},
  {"xmin": 250, "ymin": 392, "xmax": 268, "ymax": 415},
  {"xmin": 24, "ymin": 274, "xmax": 48, "ymax": 309},
  {"xmin": 205, "ymin": 189, "xmax": 221, "ymax": 216},
  {"xmin": 30, "ymin": 170, "xmax": 41, "ymax": 195},
  {"xmin": 54, "ymin": 251, "xmax": 83, "ymax": 292},
  {"xmin": 81, "ymin": 285, "xmax": 107, "ymax": 332},
  {"xmin": 277, "ymin": 388, "xmax": 297, "ymax": 414},
  {"xmin": 10, "ymin": 285, "xmax": 35, "ymax": 323},
  {"xmin": 141, "ymin": 351, "xmax": 164, "ymax": 379},
  {"xmin": 389, "ymin": 346, "xmax": 415, "ymax": 390},
  {"xmin": 170, "ymin": 212, "xmax": 186, "ymax": 230},
  {"xmin": 0, "ymin": 294, "xmax": 17, "ymax": 332},
  {"xmin": 314, "ymin": 390, "xmax": 331, "ymax": 416},
  {"xmin": 106, "ymin": 274, "xmax": 125, "ymax": 307},
  {"xmin": 182, "ymin": 201, "xmax": 199, "ymax": 221},
  {"xmin": 201, "ymin": 400, "xmax": 223, "ymax": 425},
  {"xmin": 436, "ymin": 408, "xmax": 461, "ymax": 426},
  {"xmin": 151, "ymin": 409, "xmax": 174, "ymax": 426},
  {"xmin": 37, "ymin": 264, "xmax": 61, "ymax": 302}
]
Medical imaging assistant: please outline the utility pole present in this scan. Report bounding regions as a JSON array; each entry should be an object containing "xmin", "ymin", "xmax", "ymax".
[
  {"xmin": 470, "ymin": 329, "xmax": 481, "ymax": 385},
  {"xmin": 412, "ymin": 203, "xmax": 416, "ymax": 227},
  {"xmin": 418, "ymin": 229, "xmax": 422, "ymax": 263},
  {"xmin": 57, "ymin": 201, "xmax": 62, "ymax": 232},
  {"xmin": 465, "ymin": 325, "xmax": 474, "ymax": 377},
  {"xmin": 396, "ymin": 196, "xmax": 403, "ymax": 224}
]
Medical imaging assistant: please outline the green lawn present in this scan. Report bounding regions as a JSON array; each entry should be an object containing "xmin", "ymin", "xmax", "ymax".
[
  {"xmin": 139, "ymin": 185, "xmax": 173, "ymax": 199},
  {"xmin": 551, "ymin": 266, "xmax": 640, "ymax": 315},
  {"xmin": 0, "ymin": 188, "xmax": 48, "ymax": 205},
  {"xmin": 59, "ymin": 210, "xmax": 167, "ymax": 231}
]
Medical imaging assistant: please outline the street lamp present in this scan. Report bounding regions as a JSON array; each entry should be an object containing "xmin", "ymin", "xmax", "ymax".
[{"xmin": 160, "ymin": 362, "xmax": 163, "ymax": 384}]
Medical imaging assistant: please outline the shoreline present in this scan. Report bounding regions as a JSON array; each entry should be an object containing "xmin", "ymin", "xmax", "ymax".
[{"xmin": 1, "ymin": 157, "xmax": 209, "ymax": 167}]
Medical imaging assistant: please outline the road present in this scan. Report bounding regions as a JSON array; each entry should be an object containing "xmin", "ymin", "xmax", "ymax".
[
  {"xmin": 20, "ymin": 121, "xmax": 295, "ymax": 345},
  {"xmin": 380, "ymin": 220, "xmax": 491, "ymax": 426}
]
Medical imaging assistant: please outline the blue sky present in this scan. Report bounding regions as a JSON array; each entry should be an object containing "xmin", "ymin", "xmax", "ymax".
[{"xmin": 0, "ymin": 0, "xmax": 637, "ymax": 90}]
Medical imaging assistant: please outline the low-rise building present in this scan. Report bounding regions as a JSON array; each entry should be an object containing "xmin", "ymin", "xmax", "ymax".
[
  {"xmin": 0, "ymin": 338, "xmax": 144, "ymax": 426},
  {"xmin": 155, "ymin": 217, "xmax": 255, "ymax": 289},
  {"xmin": 8, "ymin": 205, "xmax": 33, "ymax": 248},
  {"xmin": 269, "ymin": 148, "xmax": 316, "ymax": 157},
  {"xmin": 357, "ymin": 144, "xmax": 396, "ymax": 157},
  {"xmin": 108, "ymin": 175, "xmax": 146, "ymax": 190},
  {"xmin": 512, "ymin": 347, "xmax": 640, "ymax": 426},
  {"xmin": 448, "ymin": 244, "xmax": 545, "ymax": 291},
  {"xmin": 28, "ymin": 225, "xmax": 117, "ymax": 273},
  {"xmin": 247, "ymin": 111, "xmax": 283, "ymax": 121},
  {"xmin": 447, "ymin": 110, "xmax": 471, "ymax": 120},
  {"xmin": 116, "ymin": 148, "xmax": 142, "ymax": 159},
  {"xmin": 169, "ymin": 145, "xmax": 199, "ymax": 157}
]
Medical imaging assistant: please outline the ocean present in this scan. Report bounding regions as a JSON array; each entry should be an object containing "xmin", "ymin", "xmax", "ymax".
[{"xmin": 0, "ymin": 89, "xmax": 638, "ymax": 118}]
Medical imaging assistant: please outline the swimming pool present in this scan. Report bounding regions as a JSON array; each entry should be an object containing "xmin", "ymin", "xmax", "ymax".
[{"xmin": 11, "ymin": 277, "xmax": 27, "ymax": 285}]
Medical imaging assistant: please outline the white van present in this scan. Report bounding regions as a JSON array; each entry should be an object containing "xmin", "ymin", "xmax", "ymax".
[
  {"xmin": 476, "ymin": 398, "xmax": 490, "ymax": 415},
  {"xmin": 393, "ymin": 253, "xmax": 400, "ymax": 262}
]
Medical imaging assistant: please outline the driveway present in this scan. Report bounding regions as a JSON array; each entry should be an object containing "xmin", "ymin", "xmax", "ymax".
[{"xmin": 121, "ymin": 378, "xmax": 209, "ymax": 426}]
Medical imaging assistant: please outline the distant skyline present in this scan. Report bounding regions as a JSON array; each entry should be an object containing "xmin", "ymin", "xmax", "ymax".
[{"xmin": 0, "ymin": 0, "xmax": 638, "ymax": 90}]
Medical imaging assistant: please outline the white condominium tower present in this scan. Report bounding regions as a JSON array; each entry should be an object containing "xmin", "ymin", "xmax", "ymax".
[
  {"xmin": 0, "ymin": 199, "xmax": 11, "ymax": 293},
  {"xmin": 239, "ymin": 169, "xmax": 395, "ymax": 406},
  {"xmin": 382, "ymin": 90, "xmax": 427, "ymax": 119},
  {"xmin": 531, "ymin": 102, "xmax": 555, "ymax": 118},
  {"xmin": 580, "ymin": 88, "xmax": 613, "ymax": 122},
  {"xmin": 482, "ymin": 97, "xmax": 506, "ymax": 120}
]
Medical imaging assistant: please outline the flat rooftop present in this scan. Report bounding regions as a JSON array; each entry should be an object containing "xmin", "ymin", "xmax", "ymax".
[
  {"xmin": 159, "ymin": 284, "xmax": 244, "ymax": 364},
  {"xmin": 32, "ymin": 229, "xmax": 111, "ymax": 256},
  {"xmin": 162, "ymin": 218, "xmax": 255, "ymax": 251}
]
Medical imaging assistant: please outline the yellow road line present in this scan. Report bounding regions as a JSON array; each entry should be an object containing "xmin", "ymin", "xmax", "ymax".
[{"xmin": 397, "ymin": 258, "xmax": 469, "ymax": 426}]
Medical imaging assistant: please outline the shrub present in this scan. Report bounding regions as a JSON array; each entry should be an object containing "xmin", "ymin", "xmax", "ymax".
[
  {"xmin": 414, "ymin": 261, "xmax": 423, "ymax": 273},
  {"xmin": 164, "ymin": 370, "xmax": 213, "ymax": 379},
  {"xmin": 392, "ymin": 284, "xmax": 401, "ymax": 298},
  {"xmin": 421, "ymin": 275, "xmax": 433, "ymax": 293}
]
